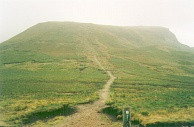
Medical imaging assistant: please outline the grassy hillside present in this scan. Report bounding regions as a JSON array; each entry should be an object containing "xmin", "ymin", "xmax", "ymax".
[{"xmin": 0, "ymin": 22, "xmax": 194, "ymax": 126}]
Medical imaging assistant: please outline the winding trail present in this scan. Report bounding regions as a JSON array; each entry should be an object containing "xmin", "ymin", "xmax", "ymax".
[{"xmin": 58, "ymin": 56, "xmax": 117, "ymax": 127}]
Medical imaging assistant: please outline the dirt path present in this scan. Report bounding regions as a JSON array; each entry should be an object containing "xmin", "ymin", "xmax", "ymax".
[{"xmin": 58, "ymin": 56, "xmax": 118, "ymax": 127}]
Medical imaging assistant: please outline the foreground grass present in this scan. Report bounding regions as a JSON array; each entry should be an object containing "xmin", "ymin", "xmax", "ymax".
[
  {"xmin": 106, "ymin": 50, "xmax": 194, "ymax": 126},
  {"xmin": 0, "ymin": 55, "xmax": 108, "ymax": 126}
]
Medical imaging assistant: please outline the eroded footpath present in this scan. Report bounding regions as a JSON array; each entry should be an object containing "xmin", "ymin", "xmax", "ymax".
[{"xmin": 58, "ymin": 56, "xmax": 120, "ymax": 127}]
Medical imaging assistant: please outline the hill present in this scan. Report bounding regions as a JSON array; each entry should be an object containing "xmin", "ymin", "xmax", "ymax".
[{"xmin": 0, "ymin": 22, "xmax": 194, "ymax": 126}]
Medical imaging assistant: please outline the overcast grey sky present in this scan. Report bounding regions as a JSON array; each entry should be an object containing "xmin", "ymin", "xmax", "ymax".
[{"xmin": 1, "ymin": 0, "xmax": 194, "ymax": 47}]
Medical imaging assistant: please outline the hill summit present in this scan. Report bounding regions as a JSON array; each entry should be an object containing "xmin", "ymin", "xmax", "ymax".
[
  {"xmin": 2, "ymin": 22, "xmax": 185, "ymax": 47},
  {"xmin": 1, "ymin": 22, "xmax": 192, "ymax": 61}
]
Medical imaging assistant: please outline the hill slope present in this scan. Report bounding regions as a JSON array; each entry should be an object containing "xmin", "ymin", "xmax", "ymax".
[{"xmin": 0, "ymin": 22, "xmax": 194, "ymax": 126}]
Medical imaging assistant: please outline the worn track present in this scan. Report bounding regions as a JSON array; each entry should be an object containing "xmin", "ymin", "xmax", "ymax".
[{"xmin": 58, "ymin": 56, "xmax": 118, "ymax": 127}]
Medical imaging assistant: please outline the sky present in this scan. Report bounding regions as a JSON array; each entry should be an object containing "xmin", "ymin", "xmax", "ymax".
[{"xmin": 0, "ymin": 0, "xmax": 194, "ymax": 47}]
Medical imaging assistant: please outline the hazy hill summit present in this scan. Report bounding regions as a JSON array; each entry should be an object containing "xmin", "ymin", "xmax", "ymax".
[
  {"xmin": 1, "ymin": 22, "xmax": 188, "ymax": 48},
  {"xmin": 0, "ymin": 21, "xmax": 192, "ymax": 65}
]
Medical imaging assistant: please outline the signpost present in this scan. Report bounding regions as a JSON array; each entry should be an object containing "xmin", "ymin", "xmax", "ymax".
[{"xmin": 123, "ymin": 106, "xmax": 131, "ymax": 127}]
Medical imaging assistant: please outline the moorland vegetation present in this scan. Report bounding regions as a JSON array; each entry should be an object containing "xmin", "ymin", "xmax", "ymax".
[{"xmin": 0, "ymin": 22, "xmax": 194, "ymax": 126}]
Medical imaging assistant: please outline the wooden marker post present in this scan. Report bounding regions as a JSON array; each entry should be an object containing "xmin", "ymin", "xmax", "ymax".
[{"xmin": 123, "ymin": 107, "xmax": 131, "ymax": 127}]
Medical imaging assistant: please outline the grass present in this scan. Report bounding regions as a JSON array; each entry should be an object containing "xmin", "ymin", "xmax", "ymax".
[
  {"xmin": 0, "ymin": 66, "xmax": 108, "ymax": 126},
  {"xmin": 106, "ymin": 49, "xmax": 194, "ymax": 126},
  {"xmin": 0, "ymin": 48, "xmax": 108, "ymax": 126},
  {"xmin": 1, "ymin": 21, "xmax": 194, "ymax": 126}
]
